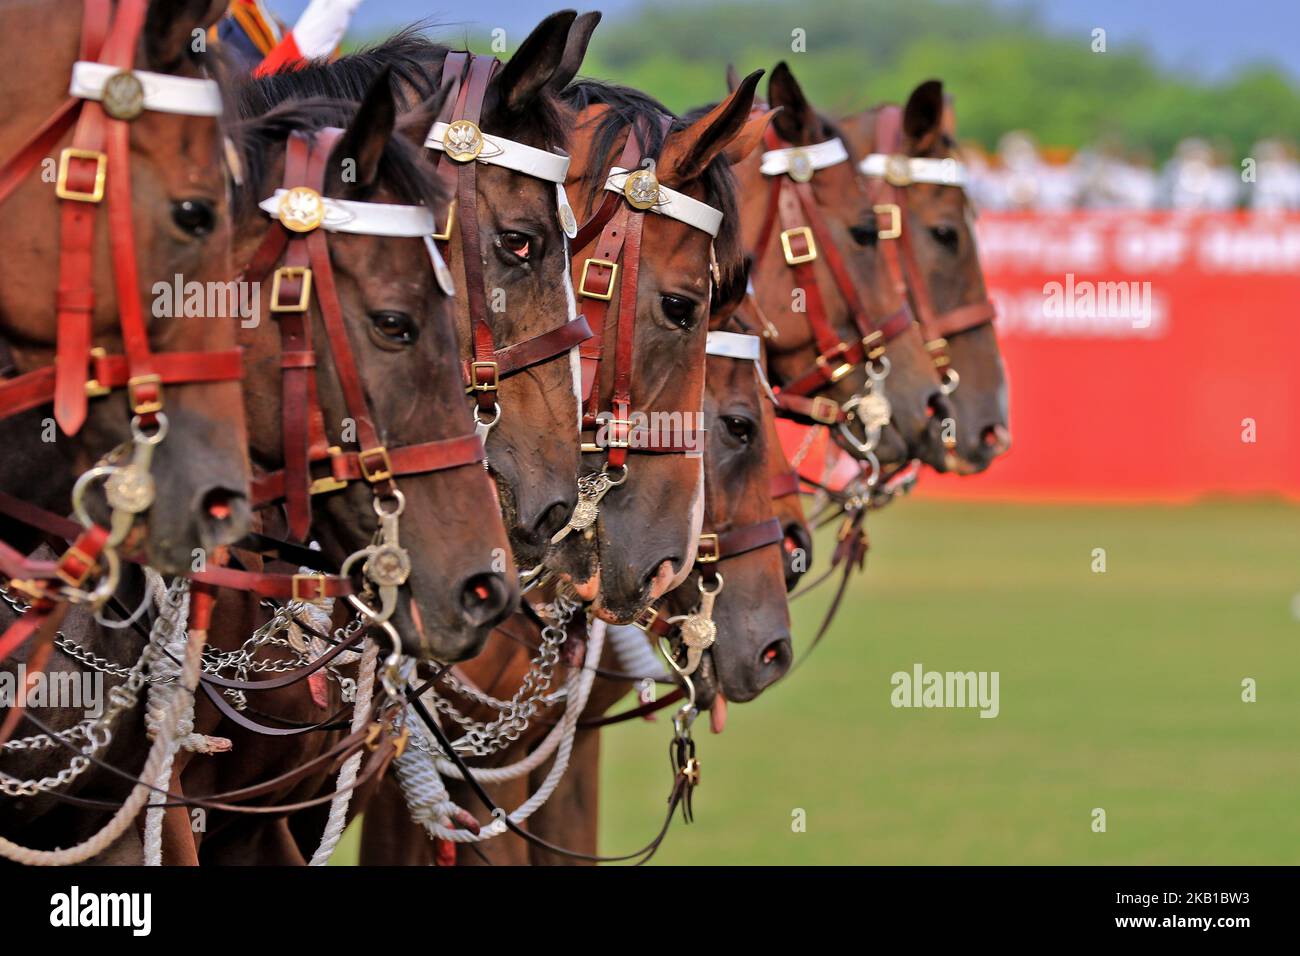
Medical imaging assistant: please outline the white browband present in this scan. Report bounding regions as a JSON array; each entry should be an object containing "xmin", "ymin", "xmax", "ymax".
[
  {"xmin": 424, "ymin": 121, "xmax": 570, "ymax": 184},
  {"xmin": 859, "ymin": 153, "xmax": 968, "ymax": 188},
  {"xmin": 69, "ymin": 62, "xmax": 223, "ymax": 117},
  {"xmin": 258, "ymin": 190, "xmax": 455, "ymax": 295},
  {"xmin": 604, "ymin": 167, "xmax": 724, "ymax": 237},
  {"xmin": 760, "ymin": 138, "xmax": 850, "ymax": 179},
  {"xmin": 706, "ymin": 331, "xmax": 761, "ymax": 361}
]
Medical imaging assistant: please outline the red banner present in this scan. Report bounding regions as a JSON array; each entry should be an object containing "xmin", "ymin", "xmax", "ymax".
[{"xmin": 900, "ymin": 211, "xmax": 1300, "ymax": 501}]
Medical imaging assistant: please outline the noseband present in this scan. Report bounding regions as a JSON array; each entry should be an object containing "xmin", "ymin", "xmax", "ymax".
[
  {"xmin": 424, "ymin": 52, "xmax": 593, "ymax": 438},
  {"xmin": 859, "ymin": 105, "xmax": 998, "ymax": 392}
]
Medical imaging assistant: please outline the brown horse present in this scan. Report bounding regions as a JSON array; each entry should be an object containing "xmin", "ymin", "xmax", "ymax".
[
  {"xmin": 240, "ymin": 12, "xmax": 595, "ymax": 570},
  {"xmin": 546, "ymin": 74, "xmax": 770, "ymax": 623},
  {"xmin": 839, "ymin": 80, "xmax": 1011, "ymax": 473},
  {"xmin": 729, "ymin": 63, "xmax": 951, "ymax": 472},
  {"xmin": 0, "ymin": 0, "xmax": 251, "ymax": 573}
]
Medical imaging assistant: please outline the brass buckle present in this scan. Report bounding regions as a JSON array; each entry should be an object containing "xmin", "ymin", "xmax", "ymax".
[
  {"xmin": 815, "ymin": 350, "xmax": 853, "ymax": 383},
  {"xmin": 270, "ymin": 266, "xmax": 312, "ymax": 313},
  {"xmin": 696, "ymin": 532, "xmax": 720, "ymax": 563},
  {"xmin": 84, "ymin": 347, "xmax": 110, "ymax": 398},
  {"xmin": 810, "ymin": 396, "xmax": 839, "ymax": 425},
  {"xmin": 780, "ymin": 226, "xmax": 817, "ymax": 266},
  {"xmin": 874, "ymin": 203, "xmax": 901, "ymax": 240},
  {"xmin": 55, "ymin": 148, "xmax": 107, "ymax": 203},
  {"xmin": 431, "ymin": 200, "xmax": 457, "ymax": 242},
  {"xmin": 578, "ymin": 258, "xmax": 619, "ymax": 300},
  {"xmin": 55, "ymin": 545, "xmax": 97, "ymax": 589},
  {"xmin": 309, "ymin": 447, "xmax": 348, "ymax": 495},
  {"xmin": 358, "ymin": 446, "xmax": 393, "ymax": 484},
  {"xmin": 862, "ymin": 330, "xmax": 886, "ymax": 362},
  {"xmin": 292, "ymin": 573, "xmax": 327, "ymax": 601},
  {"xmin": 127, "ymin": 373, "xmax": 163, "ymax": 416},
  {"xmin": 467, "ymin": 361, "xmax": 499, "ymax": 393},
  {"xmin": 605, "ymin": 416, "xmax": 633, "ymax": 450},
  {"xmin": 632, "ymin": 605, "xmax": 659, "ymax": 631}
]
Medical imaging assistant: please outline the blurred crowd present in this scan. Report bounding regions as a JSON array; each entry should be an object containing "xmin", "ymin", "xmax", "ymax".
[{"xmin": 965, "ymin": 134, "xmax": 1300, "ymax": 212}]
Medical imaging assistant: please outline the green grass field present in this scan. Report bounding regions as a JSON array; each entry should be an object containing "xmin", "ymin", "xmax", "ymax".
[{"xmin": 596, "ymin": 498, "xmax": 1300, "ymax": 865}]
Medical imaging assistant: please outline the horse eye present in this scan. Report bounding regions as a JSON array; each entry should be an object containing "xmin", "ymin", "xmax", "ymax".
[
  {"xmin": 660, "ymin": 294, "xmax": 698, "ymax": 330},
  {"xmin": 849, "ymin": 224, "xmax": 877, "ymax": 247},
  {"xmin": 722, "ymin": 415, "xmax": 754, "ymax": 443},
  {"xmin": 370, "ymin": 311, "xmax": 418, "ymax": 345},
  {"xmin": 172, "ymin": 198, "xmax": 216, "ymax": 238},
  {"xmin": 499, "ymin": 231, "xmax": 532, "ymax": 261},
  {"xmin": 930, "ymin": 224, "xmax": 959, "ymax": 250}
]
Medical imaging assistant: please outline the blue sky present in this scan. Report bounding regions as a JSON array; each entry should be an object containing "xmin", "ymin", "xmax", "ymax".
[{"xmin": 272, "ymin": 0, "xmax": 1300, "ymax": 80}]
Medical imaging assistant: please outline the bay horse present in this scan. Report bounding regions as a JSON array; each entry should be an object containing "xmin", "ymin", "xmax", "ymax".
[
  {"xmin": 724, "ymin": 62, "xmax": 952, "ymax": 474},
  {"xmin": 839, "ymin": 80, "xmax": 1011, "ymax": 473},
  {"xmin": 0, "ymin": 0, "xmax": 252, "ymax": 574},
  {"xmin": 239, "ymin": 12, "xmax": 594, "ymax": 571},
  {"xmin": 546, "ymin": 73, "xmax": 770, "ymax": 622}
]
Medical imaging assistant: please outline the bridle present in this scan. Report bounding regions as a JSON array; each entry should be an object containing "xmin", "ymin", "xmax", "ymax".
[
  {"xmin": 751, "ymin": 118, "xmax": 915, "ymax": 463},
  {"xmin": 632, "ymin": 331, "xmax": 783, "ymax": 684},
  {"xmin": 544, "ymin": 113, "xmax": 721, "ymax": 540},
  {"xmin": 423, "ymin": 52, "xmax": 593, "ymax": 443},
  {"xmin": 0, "ymin": 0, "xmax": 240, "ymax": 654},
  {"xmin": 242, "ymin": 128, "xmax": 487, "ymax": 622},
  {"xmin": 858, "ymin": 104, "xmax": 998, "ymax": 392}
]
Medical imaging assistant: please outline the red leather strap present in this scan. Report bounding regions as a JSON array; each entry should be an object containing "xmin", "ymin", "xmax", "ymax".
[
  {"xmin": 459, "ymin": 315, "xmax": 592, "ymax": 383},
  {"xmin": 190, "ymin": 566, "xmax": 354, "ymax": 600},
  {"xmin": 770, "ymin": 469, "xmax": 802, "ymax": 500}
]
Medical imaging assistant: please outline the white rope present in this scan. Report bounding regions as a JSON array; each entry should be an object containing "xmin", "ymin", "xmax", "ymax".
[
  {"xmin": 396, "ymin": 619, "xmax": 607, "ymax": 844},
  {"xmin": 607, "ymin": 623, "xmax": 670, "ymax": 682},
  {"xmin": 0, "ymin": 590, "xmax": 207, "ymax": 866},
  {"xmin": 307, "ymin": 636, "xmax": 378, "ymax": 866},
  {"xmin": 142, "ymin": 575, "xmax": 193, "ymax": 865}
]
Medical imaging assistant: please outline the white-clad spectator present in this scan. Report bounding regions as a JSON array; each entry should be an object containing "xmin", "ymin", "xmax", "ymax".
[
  {"xmin": 1160, "ymin": 138, "xmax": 1240, "ymax": 210},
  {"xmin": 1246, "ymin": 139, "xmax": 1300, "ymax": 214}
]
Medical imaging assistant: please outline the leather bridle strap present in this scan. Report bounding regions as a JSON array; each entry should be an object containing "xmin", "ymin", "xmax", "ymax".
[
  {"xmin": 0, "ymin": 0, "xmax": 240, "ymax": 434},
  {"xmin": 867, "ymin": 105, "xmax": 996, "ymax": 371},
  {"xmin": 430, "ymin": 53, "xmax": 593, "ymax": 409}
]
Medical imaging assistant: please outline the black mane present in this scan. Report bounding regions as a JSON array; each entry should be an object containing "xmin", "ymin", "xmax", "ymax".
[{"xmin": 565, "ymin": 80, "xmax": 743, "ymax": 286}]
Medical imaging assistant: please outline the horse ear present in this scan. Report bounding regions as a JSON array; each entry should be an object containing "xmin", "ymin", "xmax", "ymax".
[
  {"xmin": 659, "ymin": 69, "xmax": 763, "ymax": 185},
  {"xmin": 724, "ymin": 108, "xmax": 778, "ymax": 164},
  {"xmin": 903, "ymin": 79, "xmax": 945, "ymax": 147},
  {"xmin": 548, "ymin": 11, "xmax": 601, "ymax": 92},
  {"xmin": 725, "ymin": 64, "xmax": 741, "ymax": 93},
  {"xmin": 767, "ymin": 61, "xmax": 819, "ymax": 144},
  {"xmin": 493, "ymin": 10, "xmax": 578, "ymax": 113},
  {"xmin": 396, "ymin": 79, "xmax": 457, "ymax": 149},
  {"xmin": 941, "ymin": 93, "xmax": 957, "ymax": 138},
  {"xmin": 145, "ymin": 0, "xmax": 227, "ymax": 70},
  {"xmin": 333, "ymin": 68, "xmax": 397, "ymax": 194}
]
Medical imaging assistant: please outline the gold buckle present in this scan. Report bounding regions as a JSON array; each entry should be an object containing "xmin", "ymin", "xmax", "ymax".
[
  {"xmin": 55, "ymin": 545, "xmax": 97, "ymax": 588},
  {"xmin": 309, "ymin": 447, "xmax": 348, "ymax": 495},
  {"xmin": 815, "ymin": 352, "xmax": 853, "ymax": 383},
  {"xmin": 55, "ymin": 148, "xmax": 107, "ymax": 203},
  {"xmin": 270, "ymin": 266, "xmax": 312, "ymax": 313},
  {"xmin": 810, "ymin": 396, "xmax": 839, "ymax": 424},
  {"xmin": 605, "ymin": 416, "xmax": 633, "ymax": 450},
  {"xmin": 780, "ymin": 226, "xmax": 817, "ymax": 265},
  {"xmin": 696, "ymin": 532, "xmax": 720, "ymax": 563},
  {"xmin": 292, "ymin": 572, "xmax": 327, "ymax": 601},
  {"xmin": 632, "ymin": 605, "xmax": 659, "ymax": 631},
  {"xmin": 358, "ymin": 446, "xmax": 393, "ymax": 484},
  {"xmin": 431, "ymin": 200, "xmax": 456, "ymax": 242},
  {"xmin": 84, "ymin": 347, "xmax": 110, "ymax": 398},
  {"xmin": 127, "ymin": 373, "xmax": 163, "ymax": 416},
  {"xmin": 578, "ymin": 258, "xmax": 619, "ymax": 300},
  {"xmin": 874, "ymin": 203, "xmax": 901, "ymax": 240},
  {"xmin": 862, "ymin": 330, "xmax": 886, "ymax": 362},
  {"xmin": 467, "ymin": 361, "xmax": 499, "ymax": 393}
]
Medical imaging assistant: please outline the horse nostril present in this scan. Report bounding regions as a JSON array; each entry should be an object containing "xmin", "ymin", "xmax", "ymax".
[
  {"xmin": 534, "ymin": 499, "xmax": 572, "ymax": 541},
  {"xmin": 756, "ymin": 637, "xmax": 792, "ymax": 688},
  {"xmin": 198, "ymin": 488, "xmax": 249, "ymax": 548},
  {"xmin": 459, "ymin": 572, "xmax": 514, "ymax": 628},
  {"xmin": 982, "ymin": 424, "xmax": 1012, "ymax": 455},
  {"xmin": 642, "ymin": 557, "xmax": 680, "ymax": 594}
]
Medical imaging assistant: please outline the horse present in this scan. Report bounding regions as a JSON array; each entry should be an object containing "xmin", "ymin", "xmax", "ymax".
[
  {"xmin": 839, "ymin": 80, "xmax": 1011, "ymax": 473},
  {"xmin": 0, "ymin": 0, "xmax": 252, "ymax": 574},
  {"xmin": 723, "ymin": 62, "xmax": 953, "ymax": 475},
  {"xmin": 238, "ymin": 11, "xmax": 595, "ymax": 571}
]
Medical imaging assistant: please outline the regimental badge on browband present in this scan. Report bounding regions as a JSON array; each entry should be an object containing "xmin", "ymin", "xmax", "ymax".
[
  {"xmin": 101, "ymin": 70, "xmax": 145, "ymax": 121},
  {"xmin": 277, "ymin": 186, "xmax": 326, "ymax": 233},
  {"xmin": 443, "ymin": 120, "xmax": 485, "ymax": 163}
]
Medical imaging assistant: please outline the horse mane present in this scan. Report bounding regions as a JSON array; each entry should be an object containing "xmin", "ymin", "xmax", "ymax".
[
  {"xmin": 236, "ymin": 25, "xmax": 569, "ymax": 157},
  {"xmin": 565, "ymin": 79, "xmax": 743, "ymax": 287},
  {"xmin": 227, "ymin": 97, "xmax": 446, "ymax": 223}
]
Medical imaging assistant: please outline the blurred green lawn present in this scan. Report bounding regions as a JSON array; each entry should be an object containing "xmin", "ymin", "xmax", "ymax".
[{"xmin": 597, "ymin": 498, "xmax": 1300, "ymax": 865}]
